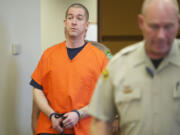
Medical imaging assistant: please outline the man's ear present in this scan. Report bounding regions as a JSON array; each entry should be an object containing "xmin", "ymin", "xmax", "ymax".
[
  {"xmin": 85, "ymin": 21, "xmax": 90, "ymax": 31},
  {"xmin": 64, "ymin": 19, "xmax": 66, "ymax": 27},
  {"xmin": 138, "ymin": 14, "xmax": 144, "ymax": 31}
]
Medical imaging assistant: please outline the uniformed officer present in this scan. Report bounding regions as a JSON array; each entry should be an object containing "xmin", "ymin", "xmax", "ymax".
[{"xmin": 88, "ymin": 0, "xmax": 180, "ymax": 135}]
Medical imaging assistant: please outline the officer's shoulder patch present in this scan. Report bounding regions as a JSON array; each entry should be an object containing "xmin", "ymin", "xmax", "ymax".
[
  {"xmin": 105, "ymin": 50, "xmax": 112, "ymax": 59},
  {"xmin": 102, "ymin": 68, "xmax": 109, "ymax": 80}
]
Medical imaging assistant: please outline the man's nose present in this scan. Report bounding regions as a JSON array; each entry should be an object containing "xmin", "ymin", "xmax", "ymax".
[
  {"xmin": 157, "ymin": 28, "xmax": 166, "ymax": 39},
  {"xmin": 72, "ymin": 18, "xmax": 77, "ymax": 24}
]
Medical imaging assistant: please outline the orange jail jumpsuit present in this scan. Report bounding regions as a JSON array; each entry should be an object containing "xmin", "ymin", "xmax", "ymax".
[{"xmin": 31, "ymin": 41, "xmax": 109, "ymax": 135}]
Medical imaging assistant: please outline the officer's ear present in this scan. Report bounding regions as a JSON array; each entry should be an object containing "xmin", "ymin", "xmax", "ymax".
[{"xmin": 138, "ymin": 14, "xmax": 144, "ymax": 31}]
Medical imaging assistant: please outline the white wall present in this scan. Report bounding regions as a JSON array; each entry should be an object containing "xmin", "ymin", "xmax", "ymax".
[
  {"xmin": 0, "ymin": 0, "xmax": 41, "ymax": 135},
  {"xmin": 41, "ymin": 0, "xmax": 97, "ymax": 50}
]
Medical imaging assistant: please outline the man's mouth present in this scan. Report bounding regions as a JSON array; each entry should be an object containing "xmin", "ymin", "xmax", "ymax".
[{"xmin": 71, "ymin": 28, "xmax": 77, "ymax": 31}]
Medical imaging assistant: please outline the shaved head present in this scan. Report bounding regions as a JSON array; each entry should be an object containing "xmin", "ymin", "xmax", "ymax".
[
  {"xmin": 142, "ymin": 0, "xmax": 179, "ymax": 16},
  {"xmin": 138, "ymin": 0, "xmax": 180, "ymax": 59}
]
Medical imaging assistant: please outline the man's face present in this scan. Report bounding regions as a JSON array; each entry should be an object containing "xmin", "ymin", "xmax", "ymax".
[
  {"xmin": 64, "ymin": 7, "xmax": 89, "ymax": 39},
  {"xmin": 138, "ymin": 2, "xmax": 180, "ymax": 59}
]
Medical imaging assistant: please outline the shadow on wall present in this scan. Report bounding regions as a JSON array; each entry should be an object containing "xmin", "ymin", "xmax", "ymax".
[{"xmin": 0, "ymin": 19, "xmax": 19, "ymax": 135}]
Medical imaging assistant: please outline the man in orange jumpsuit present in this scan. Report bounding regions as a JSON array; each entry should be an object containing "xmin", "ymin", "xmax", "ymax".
[{"xmin": 30, "ymin": 3, "xmax": 109, "ymax": 135}]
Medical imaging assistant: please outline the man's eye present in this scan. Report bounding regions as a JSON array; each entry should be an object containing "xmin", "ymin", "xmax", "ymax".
[
  {"xmin": 67, "ymin": 16, "xmax": 73, "ymax": 20},
  {"xmin": 77, "ymin": 17, "xmax": 83, "ymax": 20},
  {"xmin": 150, "ymin": 25, "xmax": 159, "ymax": 30},
  {"xmin": 77, "ymin": 15, "xmax": 84, "ymax": 20},
  {"xmin": 164, "ymin": 24, "xmax": 173, "ymax": 30}
]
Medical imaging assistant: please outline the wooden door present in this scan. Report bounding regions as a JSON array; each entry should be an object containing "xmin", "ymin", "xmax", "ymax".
[{"xmin": 98, "ymin": 0, "xmax": 180, "ymax": 54}]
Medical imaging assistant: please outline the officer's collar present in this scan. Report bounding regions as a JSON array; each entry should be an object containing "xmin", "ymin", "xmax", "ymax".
[
  {"xmin": 133, "ymin": 40, "xmax": 180, "ymax": 68},
  {"xmin": 165, "ymin": 39, "xmax": 180, "ymax": 67},
  {"xmin": 132, "ymin": 41, "xmax": 152, "ymax": 68}
]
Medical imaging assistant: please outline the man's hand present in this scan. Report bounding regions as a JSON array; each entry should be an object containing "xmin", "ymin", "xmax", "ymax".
[
  {"xmin": 62, "ymin": 112, "xmax": 79, "ymax": 129},
  {"xmin": 51, "ymin": 115, "xmax": 64, "ymax": 133}
]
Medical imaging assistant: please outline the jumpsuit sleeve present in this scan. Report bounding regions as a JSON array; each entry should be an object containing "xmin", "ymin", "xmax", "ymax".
[{"xmin": 31, "ymin": 51, "xmax": 50, "ymax": 88}]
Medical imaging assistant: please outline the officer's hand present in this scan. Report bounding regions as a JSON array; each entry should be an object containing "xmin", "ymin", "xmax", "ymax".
[
  {"xmin": 62, "ymin": 112, "xmax": 79, "ymax": 129},
  {"xmin": 51, "ymin": 116, "xmax": 64, "ymax": 133},
  {"xmin": 112, "ymin": 118, "xmax": 119, "ymax": 133}
]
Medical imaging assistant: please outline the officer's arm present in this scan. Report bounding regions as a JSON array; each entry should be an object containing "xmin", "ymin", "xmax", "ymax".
[
  {"xmin": 31, "ymin": 100, "xmax": 40, "ymax": 135},
  {"xmin": 90, "ymin": 118, "xmax": 112, "ymax": 135}
]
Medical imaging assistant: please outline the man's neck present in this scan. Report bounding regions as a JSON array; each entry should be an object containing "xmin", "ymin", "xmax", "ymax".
[{"xmin": 66, "ymin": 37, "xmax": 85, "ymax": 48}]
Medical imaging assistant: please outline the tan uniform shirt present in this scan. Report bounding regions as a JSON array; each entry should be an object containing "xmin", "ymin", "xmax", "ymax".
[{"xmin": 89, "ymin": 40, "xmax": 180, "ymax": 135}]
